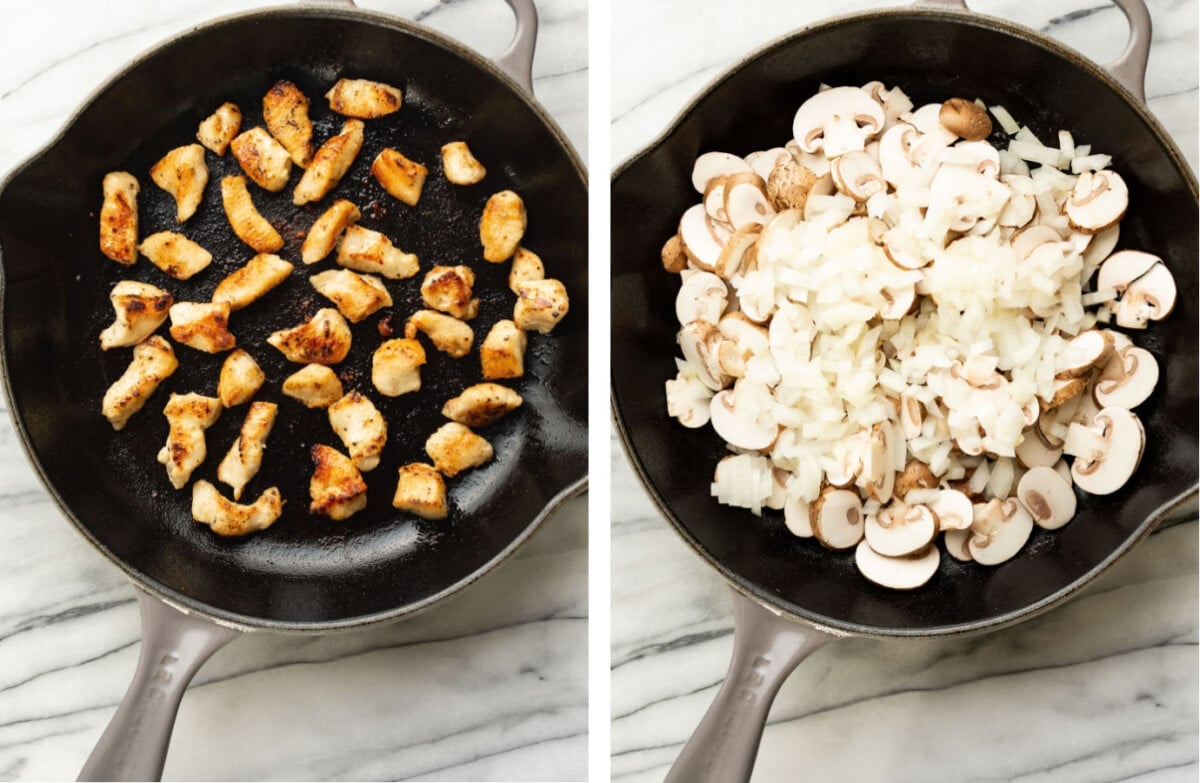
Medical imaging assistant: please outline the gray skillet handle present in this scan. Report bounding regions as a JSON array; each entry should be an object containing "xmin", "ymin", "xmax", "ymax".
[
  {"xmin": 665, "ymin": 589, "xmax": 833, "ymax": 783},
  {"xmin": 494, "ymin": 0, "xmax": 539, "ymax": 94},
  {"xmin": 78, "ymin": 590, "xmax": 239, "ymax": 782}
]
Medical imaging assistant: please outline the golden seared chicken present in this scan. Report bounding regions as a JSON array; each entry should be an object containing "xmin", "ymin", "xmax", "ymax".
[
  {"xmin": 150, "ymin": 144, "xmax": 208, "ymax": 223},
  {"xmin": 479, "ymin": 319, "xmax": 527, "ymax": 379},
  {"xmin": 138, "ymin": 231, "xmax": 212, "ymax": 280},
  {"xmin": 310, "ymin": 269, "xmax": 392, "ymax": 323},
  {"xmin": 336, "ymin": 224, "xmax": 418, "ymax": 279},
  {"xmin": 309, "ymin": 444, "xmax": 367, "ymax": 520},
  {"xmin": 440, "ymin": 141, "xmax": 486, "ymax": 186},
  {"xmin": 392, "ymin": 463, "xmax": 447, "ymax": 520},
  {"xmin": 99, "ymin": 280, "xmax": 173, "ymax": 350},
  {"xmin": 196, "ymin": 102, "xmax": 242, "ymax": 156},
  {"xmin": 211, "ymin": 252, "xmax": 293, "ymax": 310},
  {"xmin": 420, "ymin": 265, "xmax": 479, "ymax": 320},
  {"xmin": 99, "ymin": 171, "xmax": 139, "ymax": 264},
  {"xmin": 267, "ymin": 308, "xmax": 352, "ymax": 364},
  {"xmin": 325, "ymin": 78, "xmax": 402, "ymax": 118},
  {"xmin": 217, "ymin": 401, "xmax": 277, "ymax": 500},
  {"xmin": 513, "ymin": 278, "xmax": 569, "ymax": 334},
  {"xmin": 479, "ymin": 190, "xmax": 526, "ymax": 263},
  {"xmin": 168, "ymin": 301, "xmax": 236, "ymax": 353},
  {"xmin": 192, "ymin": 480, "xmax": 282, "ymax": 537},
  {"xmin": 371, "ymin": 148, "xmax": 427, "ymax": 206},
  {"xmin": 101, "ymin": 335, "xmax": 178, "ymax": 431},
  {"xmin": 221, "ymin": 175, "xmax": 284, "ymax": 252},
  {"xmin": 157, "ymin": 392, "xmax": 222, "ymax": 489},
  {"xmin": 372, "ymin": 338, "xmax": 425, "ymax": 397},
  {"xmin": 441, "ymin": 383, "xmax": 523, "ymax": 428},
  {"xmin": 293, "ymin": 119, "xmax": 364, "ymax": 206},
  {"xmin": 508, "ymin": 247, "xmax": 545, "ymax": 293},
  {"xmin": 230, "ymin": 127, "xmax": 292, "ymax": 192},
  {"xmin": 282, "ymin": 363, "xmax": 344, "ymax": 408},
  {"xmin": 425, "ymin": 422, "xmax": 493, "ymax": 477},
  {"xmin": 328, "ymin": 390, "xmax": 386, "ymax": 472},
  {"xmin": 405, "ymin": 309, "xmax": 473, "ymax": 358},
  {"xmin": 301, "ymin": 199, "xmax": 360, "ymax": 264},
  {"xmin": 217, "ymin": 349, "xmax": 265, "ymax": 407},
  {"xmin": 263, "ymin": 80, "xmax": 314, "ymax": 167}
]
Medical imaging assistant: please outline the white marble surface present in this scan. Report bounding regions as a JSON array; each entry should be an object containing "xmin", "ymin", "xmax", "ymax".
[
  {"xmin": 0, "ymin": 1, "xmax": 587, "ymax": 781},
  {"xmin": 610, "ymin": 1, "xmax": 1199, "ymax": 781}
]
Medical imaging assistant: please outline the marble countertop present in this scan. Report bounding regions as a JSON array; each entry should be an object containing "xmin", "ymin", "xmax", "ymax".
[
  {"xmin": 0, "ymin": 1, "xmax": 587, "ymax": 780},
  {"xmin": 611, "ymin": 1, "xmax": 1198, "ymax": 782}
]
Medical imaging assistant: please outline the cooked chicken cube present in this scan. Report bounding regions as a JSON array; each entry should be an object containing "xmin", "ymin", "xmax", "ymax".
[
  {"xmin": 196, "ymin": 102, "xmax": 242, "ymax": 156},
  {"xmin": 221, "ymin": 175, "xmax": 284, "ymax": 252},
  {"xmin": 293, "ymin": 119, "xmax": 364, "ymax": 206},
  {"xmin": 425, "ymin": 422, "xmax": 493, "ymax": 477},
  {"xmin": 217, "ymin": 401, "xmax": 277, "ymax": 500},
  {"xmin": 211, "ymin": 253, "xmax": 294, "ymax": 310},
  {"xmin": 309, "ymin": 444, "xmax": 367, "ymax": 520},
  {"xmin": 230, "ymin": 127, "xmax": 293, "ymax": 192},
  {"xmin": 325, "ymin": 78, "xmax": 403, "ymax": 118},
  {"xmin": 480, "ymin": 319, "xmax": 527, "ymax": 379},
  {"xmin": 149, "ymin": 144, "xmax": 208, "ymax": 223},
  {"xmin": 217, "ymin": 349, "xmax": 265, "ymax": 407},
  {"xmin": 420, "ymin": 265, "xmax": 479, "ymax": 320},
  {"xmin": 301, "ymin": 199, "xmax": 360, "ymax": 264},
  {"xmin": 371, "ymin": 148, "xmax": 427, "ymax": 206},
  {"xmin": 267, "ymin": 307, "xmax": 352, "ymax": 364},
  {"xmin": 139, "ymin": 231, "xmax": 212, "ymax": 280},
  {"xmin": 157, "ymin": 393, "xmax": 222, "ymax": 490},
  {"xmin": 441, "ymin": 141, "xmax": 486, "ymax": 186},
  {"xmin": 480, "ymin": 190, "xmax": 526, "ymax": 263},
  {"xmin": 99, "ymin": 171, "xmax": 139, "ymax": 264},
  {"xmin": 99, "ymin": 280, "xmax": 173, "ymax": 350},
  {"xmin": 101, "ymin": 336, "xmax": 178, "ymax": 431},
  {"xmin": 263, "ymin": 79, "xmax": 314, "ymax": 168},
  {"xmin": 168, "ymin": 301, "xmax": 236, "ymax": 353},
  {"xmin": 372, "ymin": 338, "xmax": 426, "ymax": 397},
  {"xmin": 336, "ymin": 224, "xmax": 418, "ymax": 279},
  {"xmin": 192, "ymin": 480, "xmax": 282, "ymax": 537},
  {"xmin": 513, "ymin": 278, "xmax": 569, "ymax": 334},
  {"xmin": 508, "ymin": 247, "xmax": 545, "ymax": 293},
  {"xmin": 310, "ymin": 269, "xmax": 392, "ymax": 323},
  {"xmin": 392, "ymin": 463, "xmax": 447, "ymax": 520},
  {"xmin": 282, "ymin": 363, "xmax": 344, "ymax": 408},
  {"xmin": 405, "ymin": 309, "xmax": 474, "ymax": 358},
  {"xmin": 328, "ymin": 391, "xmax": 386, "ymax": 472},
  {"xmin": 441, "ymin": 383, "xmax": 523, "ymax": 428}
]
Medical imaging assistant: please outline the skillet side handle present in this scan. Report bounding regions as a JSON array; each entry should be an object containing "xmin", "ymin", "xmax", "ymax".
[
  {"xmin": 665, "ymin": 589, "xmax": 834, "ymax": 783},
  {"xmin": 78, "ymin": 590, "xmax": 239, "ymax": 782},
  {"xmin": 494, "ymin": 0, "xmax": 539, "ymax": 95},
  {"xmin": 1106, "ymin": 0, "xmax": 1152, "ymax": 103}
]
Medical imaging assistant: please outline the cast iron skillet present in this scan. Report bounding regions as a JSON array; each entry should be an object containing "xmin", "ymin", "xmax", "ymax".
[
  {"xmin": 0, "ymin": 0, "xmax": 587, "ymax": 779},
  {"xmin": 611, "ymin": 0, "xmax": 1196, "ymax": 779}
]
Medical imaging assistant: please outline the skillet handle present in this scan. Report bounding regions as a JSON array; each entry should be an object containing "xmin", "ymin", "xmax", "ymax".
[
  {"xmin": 665, "ymin": 589, "xmax": 834, "ymax": 783},
  {"xmin": 493, "ymin": 0, "xmax": 539, "ymax": 95},
  {"xmin": 78, "ymin": 589, "xmax": 239, "ymax": 782}
]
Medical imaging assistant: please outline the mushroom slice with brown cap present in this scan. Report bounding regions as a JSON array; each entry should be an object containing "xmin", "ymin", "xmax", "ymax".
[
  {"xmin": 1095, "ymin": 250, "xmax": 1160, "ymax": 299},
  {"xmin": 678, "ymin": 204, "xmax": 724, "ymax": 271},
  {"xmin": 1017, "ymin": 466, "xmax": 1077, "ymax": 530},
  {"xmin": 944, "ymin": 528, "xmax": 973, "ymax": 562},
  {"xmin": 661, "ymin": 234, "xmax": 687, "ymax": 274},
  {"xmin": 877, "ymin": 123, "xmax": 927, "ymax": 188},
  {"xmin": 894, "ymin": 459, "xmax": 937, "ymax": 498},
  {"xmin": 723, "ymin": 173, "xmax": 774, "ymax": 229},
  {"xmin": 1055, "ymin": 330, "xmax": 1114, "ymax": 379},
  {"xmin": 1015, "ymin": 422, "xmax": 1064, "ymax": 469},
  {"xmin": 713, "ymin": 225, "xmax": 760, "ymax": 280},
  {"xmin": 1064, "ymin": 169, "xmax": 1128, "ymax": 232},
  {"xmin": 784, "ymin": 495, "xmax": 813, "ymax": 538},
  {"xmin": 879, "ymin": 284, "xmax": 916, "ymax": 319},
  {"xmin": 865, "ymin": 502, "xmax": 936, "ymax": 557},
  {"xmin": 718, "ymin": 312, "xmax": 770, "ymax": 356},
  {"xmin": 1011, "ymin": 224, "xmax": 1061, "ymax": 262},
  {"xmin": 792, "ymin": 86, "xmax": 885, "ymax": 158},
  {"xmin": 1114, "ymin": 263, "xmax": 1176, "ymax": 328},
  {"xmin": 1094, "ymin": 346, "xmax": 1157, "ymax": 409},
  {"xmin": 678, "ymin": 321, "xmax": 729, "ymax": 391},
  {"xmin": 998, "ymin": 174, "xmax": 1036, "ymax": 228},
  {"xmin": 691, "ymin": 151, "xmax": 751, "ymax": 193},
  {"xmin": 675, "ymin": 271, "xmax": 728, "ymax": 325},
  {"xmin": 1082, "ymin": 223, "xmax": 1120, "ymax": 268},
  {"xmin": 938, "ymin": 98, "xmax": 992, "ymax": 141},
  {"xmin": 665, "ymin": 372, "xmax": 714, "ymax": 429},
  {"xmin": 1043, "ymin": 376, "xmax": 1088, "ymax": 410},
  {"xmin": 708, "ymin": 389, "xmax": 776, "ymax": 451},
  {"xmin": 830, "ymin": 150, "xmax": 885, "ymax": 201},
  {"xmin": 810, "ymin": 488, "xmax": 865, "ymax": 550},
  {"xmin": 766, "ymin": 155, "xmax": 818, "ymax": 211},
  {"xmin": 855, "ymin": 541, "xmax": 939, "ymax": 589},
  {"xmin": 968, "ymin": 498, "xmax": 1034, "ymax": 565},
  {"xmin": 899, "ymin": 394, "xmax": 923, "ymax": 440},
  {"xmin": 1068, "ymin": 407, "xmax": 1145, "ymax": 495},
  {"xmin": 927, "ymin": 489, "xmax": 973, "ymax": 531},
  {"xmin": 749, "ymin": 147, "xmax": 789, "ymax": 182},
  {"xmin": 862, "ymin": 423, "xmax": 895, "ymax": 503},
  {"xmin": 703, "ymin": 177, "xmax": 730, "ymax": 223}
]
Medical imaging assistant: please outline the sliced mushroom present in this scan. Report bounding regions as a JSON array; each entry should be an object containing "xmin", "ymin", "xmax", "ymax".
[
  {"xmin": 865, "ymin": 502, "xmax": 936, "ymax": 557},
  {"xmin": 944, "ymin": 528, "xmax": 974, "ymax": 562},
  {"xmin": 675, "ymin": 271, "xmax": 728, "ymax": 326},
  {"xmin": 783, "ymin": 494, "xmax": 813, "ymax": 538},
  {"xmin": 938, "ymin": 98, "xmax": 992, "ymax": 141},
  {"xmin": 1081, "ymin": 223, "xmax": 1120, "ymax": 268},
  {"xmin": 792, "ymin": 86, "xmax": 885, "ymax": 159},
  {"xmin": 1055, "ymin": 329, "xmax": 1114, "ymax": 378},
  {"xmin": 1064, "ymin": 170, "xmax": 1128, "ymax": 232},
  {"xmin": 1094, "ymin": 346, "xmax": 1157, "ymax": 409},
  {"xmin": 830, "ymin": 150, "xmax": 885, "ymax": 201},
  {"xmin": 1015, "ymin": 422, "xmax": 1064, "ymax": 469},
  {"xmin": 1095, "ymin": 250, "xmax": 1159, "ymax": 299},
  {"xmin": 661, "ymin": 234, "xmax": 687, "ymax": 274},
  {"xmin": 665, "ymin": 372, "xmax": 714, "ymax": 429},
  {"xmin": 998, "ymin": 174, "xmax": 1036, "ymax": 228},
  {"xmin": 678, "ymin": 204, "xmax": 724, "ymax": 271},
  {"xmin": 708, "ymin": 388, "xmax": 777, "ymax": 451},
  {"xmin": 1114, "ymin": 262, "xmax": 1176, "ymax": 328},
  {"xmin": 810, "ymin": 487, "xmax": 865, "ymax": 550},
  {"xmin": 1017, "ymin": 466, "xmax": 1077, "ymax": 530},
  {"xmin": 749, "ymin": 147, "xmax": 789, "ymax": 181},
  {"xmin": 927, "ymin": 489, "xmax": 973, "ymax": 531},
  {"xmin": 703, "ymin": 176, "xmax": 730, "ymax": 222},
  {"xmin": 713, "ymin": 225, "xmax": 761, "ymax": 280},
  {"xmin": 862, "ymin": 423, "xmax": 895, "ymax": 503},
  {"xmin": 968, "ymin": 498, "xmax": 1034, "ymax": 565},
  {"xmin": 766, "ymin": 154, "xmax": 818, "ymax": 211},
  {"xmin": 894, "ymin": 459, "xmax": 937, "ymax": 497},
  {"xmin": 691, "ymin": 152, "xmax": 752, "ymax": 193},
  {"xmin": 1068, "ymin": 407, "xmax": 1145, "ymax": 495},
  {"xmin": 855, "ymin": 541, "xmax": 939, "ymax": 589},
  {"xmin": 723, "ymin": 173, "xmax": 775, "ymax": 229},
  {"xmin": 899, "ymin": 394, "xmax": 923, "ymax": 440},
  {"xmin": 1011, "ymin": 224, "xmax": 1062, "ymax": 262},
  {"xmin": 678, "ymin": 321, "xmax": 730, "ymax": 391}
]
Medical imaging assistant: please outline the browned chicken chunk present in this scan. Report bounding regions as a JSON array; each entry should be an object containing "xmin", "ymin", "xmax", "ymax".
[
  {"xmin": 513, "ymin": 278, "xmax": 569, "ymax": 334},
  {"xmin": 479, "ymin": 319, "xmax": 527, "ymax": 379},
  {"xmin": 420, "ymin": 265, "xmax": 479, "ymax": 320},
  {"xmin": 196, "ymin": 102, "xmax": 242, "ymax": 155},
  {"xmin": 310, "ymin": 269, "xmax": 392, "ymax": 323},
  {"xmin": 508, "ymin": 247, "xmax": 545, "ymax": 293},
  {"xmin": 293, "ymin": 119, "xmax": 364, "ymax": 206},
  {"xmin": 371, "ymin": 148, "xmax": 427, "ymax": 206},
  {"xmin": 168, "ymin": 301, "xmax": 236, "ymax": 353},
  {"xmin": 302, "ymin": 199, "xmax": 360, "ymax": 264},
  {"xmin": 372, "ymin": 338, "xmax": 426, "ymax": 397},
  {"xmin": 99, "ymin": 280, "xmax": 173, "ymax": 350},
  {"xmin": 100, "ymin": 171, "xmax": 139, "ymax": 264},
  {"xmin": 217, "ymin": 401, "xmax": 277, "ymax": 500},
  {"xmin": 328, "ymin": 390, "xmax": 387, "ymax": 472},
  {"xmin": 405, "ymin": 309, "xmax": 474, "ymax": 358},
  {"xmin": 282, "ymin": 363, "xmax": 344, "ymax": 408},
  {"xmin": 479, "ymin": 190, "xmax": 526, "ymax": 263},
  {"xmin": 309, "ymin": 444, "xmax": 367, "ymax": 520},
  {"xmin": 221, "ymin": 175, "xmax": 284, "ymax": 252},
  {"xmin": 425, "ymin": 422, "xmax": 493, "ymax": 477},
  {"xmin": 441, "ymin": 383, "xmax": 523, "ymax": 428},
  {"xmin": 230, "ymin": 127, "xmax": 293, "ymax": 192},
  {"xmin": 336, "ymin": 224, "xmax": 418, "ymax": 279},
  {"xmin": 211, "ymin": 253, "xmax": 294, "ymax": 310},
  {"xmin": 217, "ymin": 349, "xmax": 265, "ymax": 407},
  {"xmin": 102, "ymin": 335, "xmax": 178, "ymax": 431},
  {"xmin": 263, "ymin": 79, "xmax": 314, "ymax": 168},
  {"xmin": 150, "ymin": 144, "xmax": 208, "ymax": 223},
  {"xmin": 392, "ymin": 463, "xmax": 448, "ymax": 520},
  {"xmin": 440, "ymin": 141, "xmax": 486, "ymax": 186},
  {"xmin": 157, "ymin": 393, "xmax": 222, "ymax": 489},
  {"xmin": 325, "ymin": 78, "xmax": 403, "ymax": 118},
  {"xmin": 267, "ymin": 308, "xmax": 352, "ymax": 365},
  {"xmin": 139, "ymin": 231, "xmax": 212, "ymax": 280},
  {"xmin": 192, "ymin": 480, "xmax": 282, "ymax": 537}
]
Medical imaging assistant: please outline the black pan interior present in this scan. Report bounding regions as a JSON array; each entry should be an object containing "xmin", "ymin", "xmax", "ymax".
[
  {"xmin": 612, "ymin": 9, "xmax": 1197, "ymax": 637},
  {"xmin": 0, "ymin": 8, "xmax": 587, "ymax": 628}
]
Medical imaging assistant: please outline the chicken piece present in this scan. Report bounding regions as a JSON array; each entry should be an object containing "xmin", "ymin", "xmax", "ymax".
[
  {"xmin": 267, "ymin": 308, "xmax": 352, "ymax": 364},
  {"xmin": 263, "ymin": 79, "xmax": 314, "ymax": 168},
  {"xmin": 101, "ymin": 336, "xmax": 178, "ymax": 431},
  {"xmin": 479, "ymin": 190, "xmax": 526, "ymax": 263},
  {"xmin": 405, "ymin": 310, "xmax": 473, "ymax": 358},
  {"xmin": 328, "ymin": 391, "xmax": 386, "ymax": 472},
  {"xmin": 230, "ymin": 127, "xmax": 293, "ymax": 192},
  {"xmin": 282, "ymin": 363, "xmax": 344, "ymax": 408},
  {"xmin": 425, "ymin": 422, "xmax": 493, "ymax": 477},
  {"xmin": 99, "ymin": 280, "xmax": 173, "ymax": 350},
  {"xmin": 168, "ymin": 301, "xmax": 236, "ymax": 353},
  {"xmin": 217, "ymin": 349, "xmax": 265, "ymax": 407},
  {"xmin": 211, "ymin": 253, "xmax": 294, "ymax": 310},
  {"xmin": 309, "ymin": 444, "xmax": 367, "ymax": 520},
  {"xmin": 99, "ymin": 171, "xmax": 139, "ymax": 264},
  {"xmin": 371, "ymin": 148, "xmax": 427, "ymax": 206},
  {"xmin": 221, "ymin": 175, "xmax": 284, "ymax": 252},
  {"xmin": 392, "ymin": 463, "xmax": 447, "ymax": 520},
  {"xmin": 508, "ymin": 247, "xmax": 545, "ymax": 294},
  {"xmin": 192, "ymin": 481, "xmax": 282, "ymax": 537},
  {"xmin": 420, "ymin": 265, "xmax": 479, "ymax": 320},
  {"xmin": 293, "ymin": 119, "xmax": 364, "ymax": 206},
  {"xmin": 196, "ymin": 102, "xmax": 242, "ymax": 156},
  {"xmin": 310, "ymin": 269, "xmax": 392, "ymax": 323},
  {"xmin": 372, "ymin": 338, "xmax": 425, "ymax": 397},
  {"xmin": 138, "ymin": 231, "xmax": 212, "ymax": 280},
  {"xmin": 441, "ymin": 383, "xmax": 523, "ymax": 428},
  {"xmin": 301, "ymin": 199, "xmax": 360, "ymax": 264},
  {"xmin": 325, "ymin": 78, "xmax": 403, "ymax": 118},
  {"xmin": 149, "ymin": 143, "xmax": 208, "ymax": 223},
  {"xmin": 156, "ymin": 393, "xmax": 222, "ymax": 489},
  {"xmin": 479, "ymin": 319, "xmax": 527, "ymax": 379},
  {"xmin": 513, "ymin": 278, "xmax": 569, "ymax": 334},
  {"xmin": 217, "ymin": 401, "xmax": 277, "ymax": 500},
  {"xmin": 336, "ymin": 224, "xmax": 418, "ymax": 279},
  {"xmin": 440, "ymin": 141, "xmax": 486, "ymax": 186}
]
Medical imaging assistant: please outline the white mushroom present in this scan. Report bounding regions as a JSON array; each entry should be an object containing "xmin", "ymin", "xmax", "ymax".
[
  {"xmin": 810, "ymin": 487, "xmax": 865, "ymax": 550},
  {"xmin": 968, "ymin": 498, "xmax": 1034, "ymax": 565},
  {"xmin": 830, "ymin": 150, "xmax": 885, "ymax": 201},
  {"xmin": 1067, "ymin": 407, "xmax": 1146, "ymax": 495},
  {"xmin": 1017, "ymin": 466, "xmax": 1077, "ymax": 530},
  {"xmin": 675, "ymin": 271, "xmax": 728, "ymax": 325},
  {"xmin": 865, "ymin": 502, "xmax": 936, "ymax": 557},
  {"xmin": 998, "ymin": 174, "xmax": 1036, "ymax": 228},
  {"xmin": 783, "ymin": 494, "xmax": 813, "ymax": 537},
  {"xmin": 1055, "ymin": 330, "xmax": 1114, "ymax": 378},
  {"xmin": 678, "ymin": 321, "xmax": 730, "ymax": 391},
  {"xmin": 927, "ymin": 489, "xmax": 974, "ymax": 531},
  {"xmin": 708, "ymin": 389, "xmax": 777, "ymax": 451},
  {"xmin": 944, "ymin": 528, "xmax": 973, "ymax": 562},
  {"xmin": 899, "ymin": 394, "xmax": 923, "ymax": 440},
  {"xmin": 1011, "ymin": 224, "xmax": 1062, "ymax": 262},
  {"xmin": 1015, "ymin": 422, "xmax": 1064, "ymax": 469},
  {"xmin": 1114, "ymin": 263, "xmax": 1176, "ymax": 328},
  {"xmin": 665, "ymin": 372, "xmax": 714, "ymax": 429},
  {"xmin": 678, "ymin": 204, "xmax": 725, "ymax": 271},
  {"xmin": 792, "ymin": 86, "xmax": 885, "ymax": 159},
  {"xmin": 855, "ymin": 541, "xmax": 939, "ymax": 589},
  {"xmin": 713, "ymin": 225, "xmax": 761, "ymax": 280},
  {"xmin": 1094, "ymin": 346, "xmax": 1158, "ymax": 409},
  {"xmin": 691, "ymin": 152, "xmax": 751, "ymax": 193},
  {"xmin": 1081, "ymin": 223, "xmax": 1120, "ymax": 268},
  {"xmin": 1064, "ymin": 169, "xmax": 1128, "ymax": 231},
  {"xmin": 723, "ymin": 173, "xmax": 775, "ymax": 229},
  {"xmin": 1095, "ymin": 250, "xmax": 1159, "ymax": 299}
]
